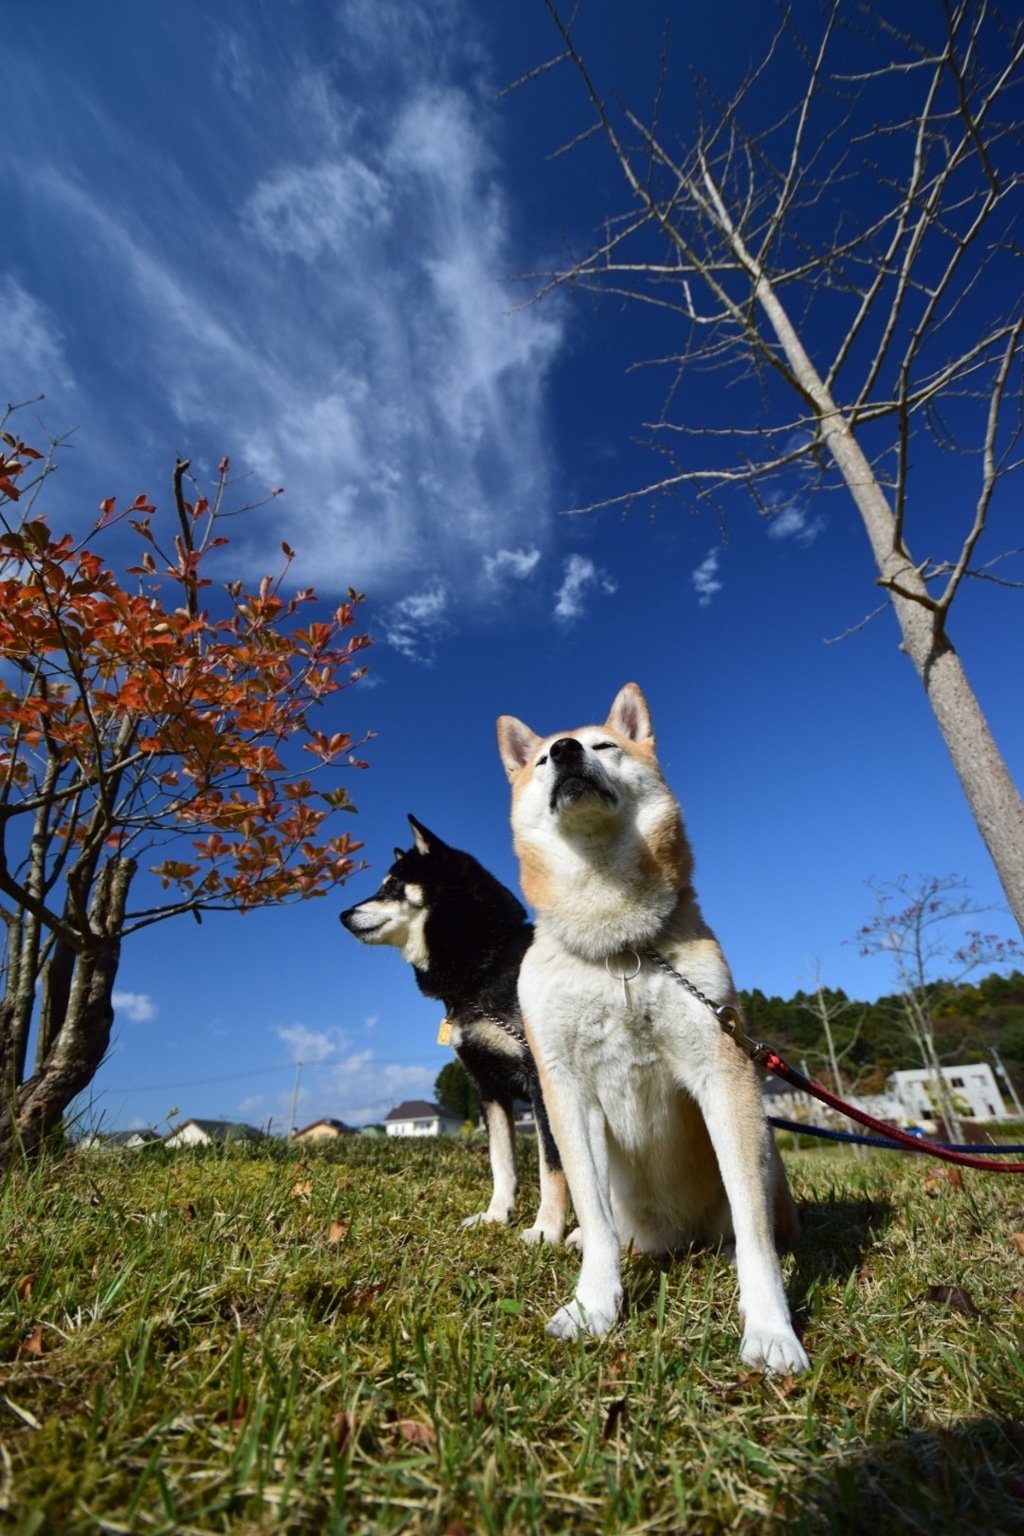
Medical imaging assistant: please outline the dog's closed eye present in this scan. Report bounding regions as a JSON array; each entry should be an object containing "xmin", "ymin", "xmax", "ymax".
[
  {"xmin": 535, "ymin": 754, "xmax": 548, "ymax": 767},
  {"xmin": 593, "ymin": 742, "xmax": 617, "ymax": 751}
]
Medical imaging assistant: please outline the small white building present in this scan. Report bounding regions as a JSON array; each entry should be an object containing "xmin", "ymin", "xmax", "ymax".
[
  {"xmin": 385, "ymin": 1100, "xmax": 462, "ymax": 1138},
  {"xmin": 164, "ymin": 1118, "xmax": 264, "ymax": 1147},
  {"xmin": 79, "ymin": 1128, "xmax": 160, "ymax": 1151},
  {"xmin": 889, "ymin": 1063, "xmax": 1006, "ymax": 1123}
]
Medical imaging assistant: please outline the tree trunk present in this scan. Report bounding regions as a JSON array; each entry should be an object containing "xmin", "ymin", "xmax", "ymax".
[
  {"xmin": 753, "ymin": 273, "xmax": 1024, "ymax": 938},
  {"xmin": 0, "ymin": 856, "xmax": 135, "ymax": 1163}
]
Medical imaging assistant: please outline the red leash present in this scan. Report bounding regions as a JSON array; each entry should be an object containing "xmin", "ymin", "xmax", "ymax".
[
  {"xmin": 643, "ymin": 948, "xmax": 1024, "ymax": 1175},
  {"xmin": 762, "ymin": 1051, "xmax": 1024, "ymax": 1174}
]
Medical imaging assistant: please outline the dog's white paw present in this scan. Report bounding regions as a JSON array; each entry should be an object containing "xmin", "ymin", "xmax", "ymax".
[
  {"xmin": 519, "ymin": 1223, "xmax": 557, "ymax": 1245},
  {"xmin": 460, "ymin": 1209, "xmax": 510, "ymax": 1229},
  {"xmin": 740, "ymin": 1326, "xmax": 809, "ymax": 1374},
  {"xmin": 545, "ymin": 1292, "xmax": 620, "ymax": 1339},
  {"xmin": 565, "ymin": 1226, "xmax": 583, "ymax": 1251}
]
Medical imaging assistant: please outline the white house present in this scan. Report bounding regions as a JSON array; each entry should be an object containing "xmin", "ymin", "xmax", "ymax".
[
  {"xmin": 385, "ymin": 1100, "xmax": 462, "ymax": 1138},
  {"xmin": 164, "ymin": 1119, "xmax": 264, "ymax": 1147},
  {"xmin": 79, "ymin": 1128, "xmax": 160, "ymax": 1151},
  {"xmin": 889, "ymin": 1063, "xmax": 1007, "ymax": 1123}
]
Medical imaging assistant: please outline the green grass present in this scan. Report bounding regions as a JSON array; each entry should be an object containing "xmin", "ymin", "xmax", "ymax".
[{"xmin": 2, "ymin": 1135, "xmax": 1023, "ymax": 1534}]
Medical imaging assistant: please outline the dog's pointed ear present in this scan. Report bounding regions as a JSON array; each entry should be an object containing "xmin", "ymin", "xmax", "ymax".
[
  {"xmin": 497, "ymin": 715, "xmax": 540, "ymax": 780},
  {"xmin": 606, "ymin": 682, "xmax": 653, "ymax": 744},
  {"xmin": 393, "ymin": 846, "xmax": 405, "ymax": 861},
  {"xmin": 407, "ymin": 814, "xmax": 442, "ymax": 855}
]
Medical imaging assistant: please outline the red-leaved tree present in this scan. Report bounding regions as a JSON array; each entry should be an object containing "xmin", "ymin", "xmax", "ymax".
[{"xmin": 0, "ymin": 424, "xmax": 371, "ymax": 1159}]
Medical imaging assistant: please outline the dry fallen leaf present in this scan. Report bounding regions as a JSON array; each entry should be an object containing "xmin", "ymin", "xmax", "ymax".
[
  {"xmin": 15, "ymin": 1325, "xmax": 44, "ymax": 1360},
  {"xmin": 385, "ymin": 1417, "xmax": 437, "ymax": 1448},
  {"xmin": 925, "ymin": 1284, "xmax": 986, "ymax": 1320},
  {"xmin": 1012, "ymin": 1232, "xmax": 1024, "ymax": 1256},
  {"xmin": 213, "ymin": 1394, "xmax": 250, "ymax": 1430},
  {"xmin": 331, "ymin": 1410, "xmax": 354, "ymax": 1454},
  {"xmin": 15, "ymin": 1275, "xmax": 34, "ymax": 1302},
  {"xmin": 340, "ymin": 1282, "xmax": 386, "ymax": 1314},
  {"xmin": 291, "ymin": 1178, "xmax": 313, "ymax": 1201},
  {"xmin": 328, "ymin": 1219, "xmax": 348, "ymax": 1243},
  {"xmin": 924, "ymin": 1164, "xmax": 963, "ymax": 1195}
]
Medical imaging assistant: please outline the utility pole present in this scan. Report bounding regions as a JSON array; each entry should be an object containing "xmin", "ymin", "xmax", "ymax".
[{"xmin": 289, "ymin": 1061, "xmax": 303, "ymax": 1136}]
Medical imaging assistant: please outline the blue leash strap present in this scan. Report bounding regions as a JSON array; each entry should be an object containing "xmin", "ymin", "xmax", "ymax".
[{"xmin": 768, "ymin": 1115, "xmax": 1024, "ymax": 1155}]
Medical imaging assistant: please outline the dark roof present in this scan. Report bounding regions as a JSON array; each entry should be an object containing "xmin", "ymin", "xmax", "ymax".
[
  {"xmin": 168, "ymin": 1119, "xmax": 264, "ymax": 1141},
  {"xmin": 81, "ymin": 1127, "xmax": 159, "ymax": 1146},
  {"xmin": 762, "ymin": 1078, "xmax": 801, "ymax": 1099},
  {"xmin": 385, "ymin": 1099, "xmax": 459, "ymax": 1122}
]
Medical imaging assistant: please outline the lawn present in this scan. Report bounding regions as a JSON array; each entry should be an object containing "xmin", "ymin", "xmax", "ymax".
[{"xmin": 1, "ymin": 1133, "xmax": 1023, "ymax": 1534}]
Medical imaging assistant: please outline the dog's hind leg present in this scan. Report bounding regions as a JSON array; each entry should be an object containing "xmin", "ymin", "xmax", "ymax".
[
  {"xmin": 520, "ymin": 1087, "xmax": 568, "ymax": 1246},
  {"xmin": 462, "ymin": 1097, "xmax": 518, "ymax": 1228}
]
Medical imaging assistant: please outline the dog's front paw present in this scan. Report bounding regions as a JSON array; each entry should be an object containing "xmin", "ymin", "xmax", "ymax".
[
  {"xmin": 565, "ymin": 1226, "xmax": 583, "ymax": 1251},
  {"xmin": 545, "ymin": 1302, "xmax": 588, "ymax": 1340},
  {"xmin": 545, "ymin": 1292, "xmax": 619, "ymax": 1339},
  {"xmin": 519, "ymin": 1222, "xmax": 558, "ymax": 1246},
  {"xmin": 460, "ymin": 1209, "xmax": 510, "ymax": 1229},
  {"xmin": 740, "ymin": 1325, "xmax": 809, "ymax": 1374}
]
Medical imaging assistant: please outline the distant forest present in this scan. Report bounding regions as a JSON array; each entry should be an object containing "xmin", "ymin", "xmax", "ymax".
[
  {"xmin": 435, "ymin": 970, "xmax": 1024, "ymax": 1118},
  {"xmin": 740, "ymin": 969, "xmax": 1024, "ymax": 1096}
]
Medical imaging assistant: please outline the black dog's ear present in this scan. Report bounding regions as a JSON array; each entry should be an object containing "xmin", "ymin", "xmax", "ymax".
[
  {"xmin": 407, "ymin": 814, "xmax": 443, "ymax": 855},
  {"xmin": 393, "ymin": 847, "xmax": 405, "ymax": 861}
]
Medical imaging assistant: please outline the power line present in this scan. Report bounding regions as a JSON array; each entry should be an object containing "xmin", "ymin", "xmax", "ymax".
[
  {"xmin": 102, "ymin": 1053, "xmax": 445, "ymax": 1094},
  {"xmin": 102, "ymin": 1063, "xmax": 293, "ymax": 1092}
]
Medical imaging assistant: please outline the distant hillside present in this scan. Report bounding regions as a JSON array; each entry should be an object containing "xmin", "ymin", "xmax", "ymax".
[{"xmin": 740, "ymin": 969, "xmax": 1024, "ymax": 1098}]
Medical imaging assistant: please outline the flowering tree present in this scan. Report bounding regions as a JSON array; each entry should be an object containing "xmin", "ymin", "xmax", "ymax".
[{"xmin": 0, "ymin": 426, "xmax": 371, "ymax": 1159}]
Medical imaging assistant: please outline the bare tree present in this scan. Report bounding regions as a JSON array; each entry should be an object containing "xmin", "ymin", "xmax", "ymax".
[
  {"xmin": 530, "ymin": 2, "xmax": 1024, "ymax": 933},
  {"xmin": 855, "ymin": 873, "xmax": 1021, "ymax": 1139},
  {"xmin": 801, "ymin": 974, "xmax": 865, "ymax": 1099}
]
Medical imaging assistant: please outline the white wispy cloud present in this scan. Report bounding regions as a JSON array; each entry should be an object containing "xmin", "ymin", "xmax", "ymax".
[
  {"xmin": 112, "ymin": 991, "xmax": 157, "ymax": 1024},
  {"xmin": 692, "ymin": 548, "xmax": 723, "ymax": 607},
  {"xmin": 235, "ymin": 1047, "xmax": 436, "ymax": 1129},
  {"xmin": 380, "ymin": 584, "xmax": 450, "ymax": 662},
  {"xmin": 554, "ymin": 554, "xmax": 617, "ymax": 623},
  {"xmin": 767, "ymin": 505, "xmax": 825, "ymax": 545},
  {"xmin": 323, "ymin": 1050, "xmax": 436, "ymax": 1124},
  {"xmin": 2, "ymin": 275, "xmax": 74, "ymax": 399},
  {"xmin": 276, "ymin": 1023, "xmax": 348, "ymax": 1063},
  {"xmin": 483, "ymin": 546, "xmax": 542, "ymax": 584},
  {"xmin": 242, "ymin": 160, "xmax": 390, "ymax": 260},
  {"xmin": 10, "ymin": 4, "xmax": 564, "ymax": 613}
]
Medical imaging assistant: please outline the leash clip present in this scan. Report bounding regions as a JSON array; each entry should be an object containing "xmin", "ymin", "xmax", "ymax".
[{"xmin": 714, "ymin": 1004, "xmax": 770, "ymax": 1065}]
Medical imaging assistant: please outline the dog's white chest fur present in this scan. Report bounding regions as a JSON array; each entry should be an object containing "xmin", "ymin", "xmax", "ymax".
[{"xmin": 521, "ymin": 934, "xmax": 720, "ymax": 1120}]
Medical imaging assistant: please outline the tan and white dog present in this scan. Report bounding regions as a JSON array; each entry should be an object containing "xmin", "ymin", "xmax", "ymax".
[{"xmin": 497, "ymin": 682, "xmax": 808, "ymax": 1373}]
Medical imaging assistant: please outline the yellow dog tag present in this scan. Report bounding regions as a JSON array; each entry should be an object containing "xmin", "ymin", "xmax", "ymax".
[{"xmin": 437, "ymin": 1017, "xmax": 453, "ymax": 1045}]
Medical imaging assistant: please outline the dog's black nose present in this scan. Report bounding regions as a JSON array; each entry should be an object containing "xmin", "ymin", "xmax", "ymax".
[{"xmin": 550, "ymin": 736, "xmax": 583, "ymax": 764}]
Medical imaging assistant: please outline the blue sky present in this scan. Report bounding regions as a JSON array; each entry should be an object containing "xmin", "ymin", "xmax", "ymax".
[{"xmin": 5, "ymin": 0, "xmax": 1022, "ymax": 1133}]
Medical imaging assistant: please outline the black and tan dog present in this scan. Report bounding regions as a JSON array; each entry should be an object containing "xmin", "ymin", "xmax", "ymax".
[
  {"xmin": 497, "ymin": 684, "xmax": 807, "ymax": 1371},
  {"xmin": 340, "ymin": 815, "xmax": 567, "ymax": 1243}
]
